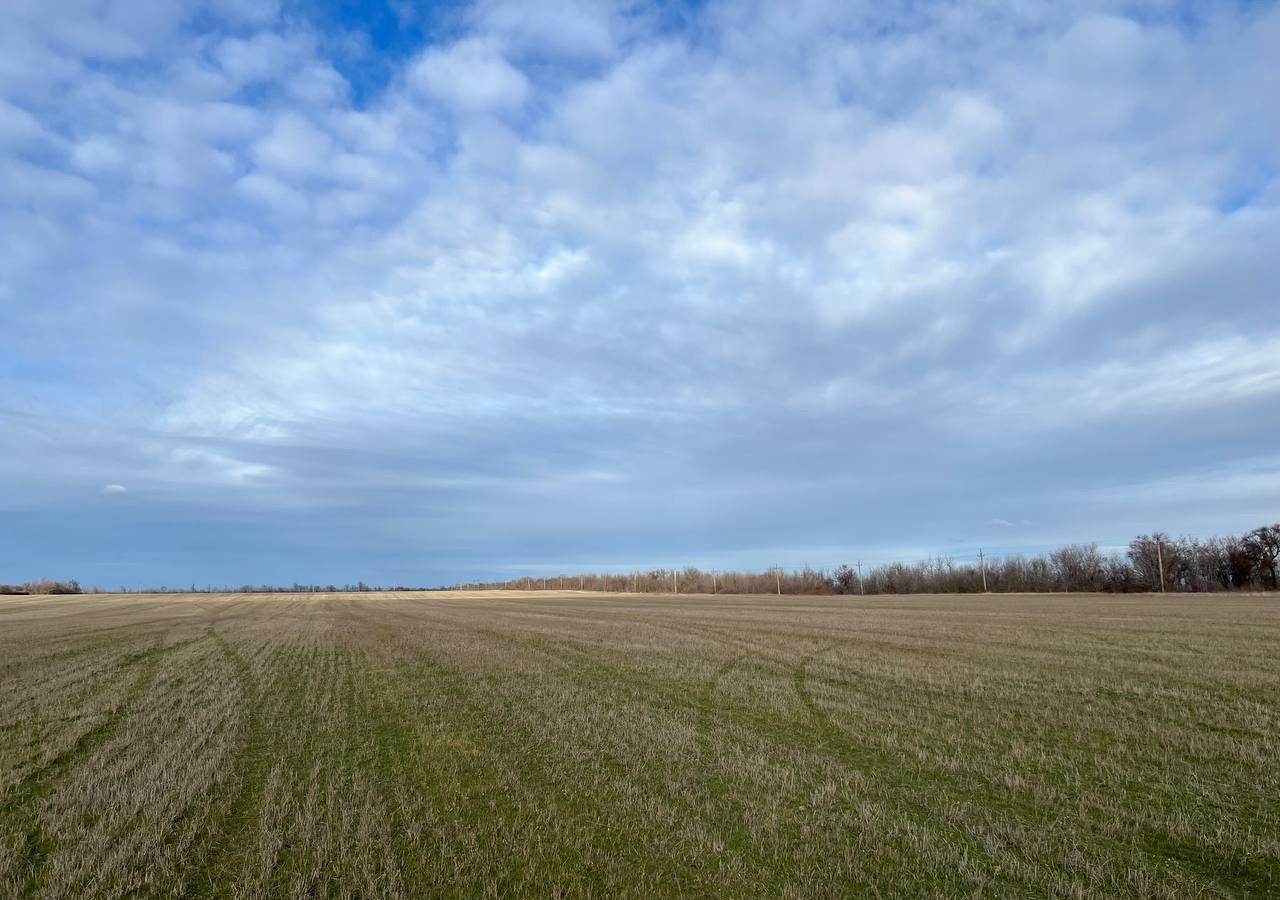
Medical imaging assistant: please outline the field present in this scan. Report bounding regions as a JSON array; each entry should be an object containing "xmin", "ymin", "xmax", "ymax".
[{"xmin": 1, "ymin": 591, "xmax": 1277, "ymax": 899}]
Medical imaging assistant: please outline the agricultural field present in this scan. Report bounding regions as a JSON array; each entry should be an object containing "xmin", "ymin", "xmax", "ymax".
[{"xmin": 1, "ymin": 591, "xmax": 1277, "ymax": 899}]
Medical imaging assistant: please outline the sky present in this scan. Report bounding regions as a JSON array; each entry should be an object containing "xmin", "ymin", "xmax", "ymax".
[{"xmin": 2, "ymin": 0, "xmax": 1278, "ymax": 588}]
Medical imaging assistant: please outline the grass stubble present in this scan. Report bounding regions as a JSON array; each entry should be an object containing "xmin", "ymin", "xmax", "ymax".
[{"xmin": 0, "ymin": 590, "xmax": 1276, "ymax": 898}]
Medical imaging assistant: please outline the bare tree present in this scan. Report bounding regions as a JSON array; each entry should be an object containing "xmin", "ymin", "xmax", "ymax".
[
  {"xmin": 1128, "ymin": 534, "xmax": 1175, "ymax": 591},
  {"xmin": 1246, "ymin": 524, "xmax": 1280, "ymax": 589},
  {"xmin": 1050, "ymin": 544, "xmax": 1104, "ymax": 591}
]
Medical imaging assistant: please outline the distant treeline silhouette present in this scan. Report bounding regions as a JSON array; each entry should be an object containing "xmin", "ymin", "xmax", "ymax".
[
  {"xmin": 4, "ymin": 524, "xmax": 1277, "ymax": 596},
  {"xmin": 453, "ymin": 524, "xmax": 1280, "ymax": 595},
  {"xmin": 0, "ymin": 579, "xmax": 84, "ymax": 595},
  {"xmin": 0, "ymin": 580, "xmax": 423, "ymax": 595}
]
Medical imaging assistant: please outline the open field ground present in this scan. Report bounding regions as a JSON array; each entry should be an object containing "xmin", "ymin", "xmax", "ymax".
[{"xmin": 1, "ymin": 591, "xmax": 1277, "ymax": 899}]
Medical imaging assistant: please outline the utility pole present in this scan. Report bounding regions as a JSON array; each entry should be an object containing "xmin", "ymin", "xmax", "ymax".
[
  {"xmin": 711, "ymin": 571, "xmax": 717, "ymax": 594},
  {"xmin": 672, "ymin": 569, "xmax": 678, "ymax": 594},
  {"xmin": 775, "ymin": 566, "xmax": 782, "ymax": 596},
  {"xmin": 1156, "ymin": 536, "xmax": 1166, "ymax": 593},
  {"xmin": 857, "ymin": 560, "xmax": 864, "ymax": 594},
  {"xmin": 979, "ymin": 549, "xmax": 988, "ymax": 593}
]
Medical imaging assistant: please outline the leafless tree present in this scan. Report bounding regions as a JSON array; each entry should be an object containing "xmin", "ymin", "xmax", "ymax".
[{"xmin": 1246, "ymin": 524, "xmax": 1280, "ymax": 589}]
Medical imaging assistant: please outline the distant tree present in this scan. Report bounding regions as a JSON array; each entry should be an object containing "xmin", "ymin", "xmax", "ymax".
[
  {"xmin": 1100, "ymin": 555, "xmax": 1136, "ymax": 592},
  {"xmin": 1245, "ymin": 525, "xmax": 1280, "ymax": 589},
  {"xmin": 833, "ymin": 565, "xmax": 858, "ymax": 594},
  {"xmin": 1050, "ymin": 544, "xmax": 1104, "ymax": 591},
  {"xmin": 1221, "ymin": 538, "xmax": 1255, "ymax": 589},
  {"xmin": 1128, "ymin": 534, "xmax": 1180, "ymax": 591}
]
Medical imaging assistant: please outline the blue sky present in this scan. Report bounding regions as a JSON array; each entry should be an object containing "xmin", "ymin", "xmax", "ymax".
[{"xmin": 2, "ymin": 0, "xmax": 1278, "ymax": 588}]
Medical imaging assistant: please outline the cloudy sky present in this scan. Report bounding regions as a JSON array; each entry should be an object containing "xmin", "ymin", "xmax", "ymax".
[{"xmin": 2, "ymin": 0, "xmax": 1278, "ymax": 588}]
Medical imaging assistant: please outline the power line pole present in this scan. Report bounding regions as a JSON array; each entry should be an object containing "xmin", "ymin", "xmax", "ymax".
[
  {"xmin": 1156, "ymin": 536, "xmax": 1166, "ymax": 593},
  {"xmin": 672, "ymin": 569, "xmax": 678, "ymax": 594},
  {"xmin": 711, "ymin": 571, "xmax": 717, "ymax": 594},
  {"xmin": 775, "ymin": 566, "xmax": 781, "ymax": 596},
  {"xmin": 979, "ymin": 549, "xmax": 988, "ymax": 593},
  {"xmin": 857, "ymin": 560, "xmax": 864, "ymax": 594}
]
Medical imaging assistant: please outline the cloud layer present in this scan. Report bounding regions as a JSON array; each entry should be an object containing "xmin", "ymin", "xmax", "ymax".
[{"xmin": 2, "ymin": 0, "xmax": 1278, "ymax": 586}]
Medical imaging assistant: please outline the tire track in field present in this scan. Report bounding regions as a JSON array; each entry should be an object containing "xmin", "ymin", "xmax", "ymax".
[
  {"xmin": 1, "ymin": 631, "xmax": 202, "ymax": 801},
  {"xmin": 409, "ymin": 602, "xmax": 797, "ymax": 707},
  {"xmin": 790, "ymin": 640, "xmax": 860, "ymax": 750},
  {"xmin": 182, "ymin": 626, "xmax": 280, "ymax": 899},
  {"xmin": 336, "ymin": 598, "xmax": 737, "ymax": 897},
  {"xmin": 787, "ymin": 636, "xmax": 1278, "ymax": 898},
  {"xmin": 652, "ymin": 615, "xmax": 1265, "ymax": 744},
  {"xmin": 0, "ymin": 632, "xmax": 204, "ymax": 896},
  {"xmin": 184, "ymin": 602, "xmax": 332, "ymax": 899},
  {"xmin": 0, "ymin": 618, "xmax": 193, "ymax": 674},
  {"xmin": 249, "ymin": 597, "xmax": 1276, "ymax": 899},
  {"xmin": 424, "ymin": 612, "xmax": 1166, "ymax": 897},
  {"xmin": 375, "ymin": 599, "xmax": 1280, "ymax": 896},
  {"xmin": 698, "ymin": 653, "xmax": 748, "ymax": 707},
  {"xmin": 188, "ymin": 600, "xmax": 402, "ymax": 899},
  {"xmin": 362, "ymin": 604, "xmax": 899, "ymax": 891}
]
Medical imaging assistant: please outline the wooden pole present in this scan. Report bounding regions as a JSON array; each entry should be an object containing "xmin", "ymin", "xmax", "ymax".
[
  {"xmin": 980, "ymin": 549, "xmax": 988, "ymax": 593},
  {"xmin": 1156, "ymin": 537, "xmax": 1166, "ymax": 593}
]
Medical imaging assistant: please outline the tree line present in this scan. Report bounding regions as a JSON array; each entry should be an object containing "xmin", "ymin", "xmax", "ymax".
[
  {"xmin": 0, "ymin": 580, "xmax": 419, "ymax": 595},
  {"xmin": 452, "ymin": 523, "xmax": 1280, "ymax": 595},
  {"xmin": 4, "ymin": 524, "xmax": 1276, "ymax": 596},
  {"xmin": 0, "ymin": 579, "xmax": 84, "ymax": 595}
]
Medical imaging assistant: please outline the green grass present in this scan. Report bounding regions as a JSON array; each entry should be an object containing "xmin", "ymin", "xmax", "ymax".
[{"xmin": 1, "ymin": 591, "xmax": 1277, "ymax": 898}]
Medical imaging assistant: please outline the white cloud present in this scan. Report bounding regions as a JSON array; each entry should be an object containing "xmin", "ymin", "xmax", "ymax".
[
  {"xmin": 408, "ymin": 38, "xmax": 531, "ymax": 113},
  {"xmin": 101, "ymin": 484, "xmax": 128, "ymax": 494},
  {"xmin": 251, "ymin": 113, "xmax": 337, "ymax": 178},
  {"xmin": 70, "ymin": 135, "xmax": 130, "ymax": 175},
  {"xmin": 212, "ymin": 0, "xmax": 282, "ymax": 27},
  {"xmin": 287, "ymin": 62, "xmax": 349, "ymax": 107},
  {"xmin": 472, "ymin": 0, "xmax": 618, "ymax": 60},
  {"xmin": 976, "ymin": 334, "xmax": 1280, "ymax": 431},
  {"xmin": 216, "ymin": 32, "xmax": 297, "ymax": 86},
  {"xmin": 234, "ymin": 171, "xmax": 309, "ymax": 216},
  {"xmin": 142, "ymin": 0, "xmax": 1280, "ymax": 464},
  {"xmin": 3, "ymin": 0, "xmax": 1280, "ymax": 575},
  {"xmin": 0, "ymin": 98, "xmax": 45, "ymax": 147}
]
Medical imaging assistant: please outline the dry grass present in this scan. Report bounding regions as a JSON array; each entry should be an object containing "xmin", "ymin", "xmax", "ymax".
[{"xmin": 1, "ymin": 591, "xmax": 1277, "ymax": 898}]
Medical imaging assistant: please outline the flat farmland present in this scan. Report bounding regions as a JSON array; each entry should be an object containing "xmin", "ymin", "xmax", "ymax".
[{"xmin": 1, "ymin": 591, "xmax": 1277, "ymax": 899}]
